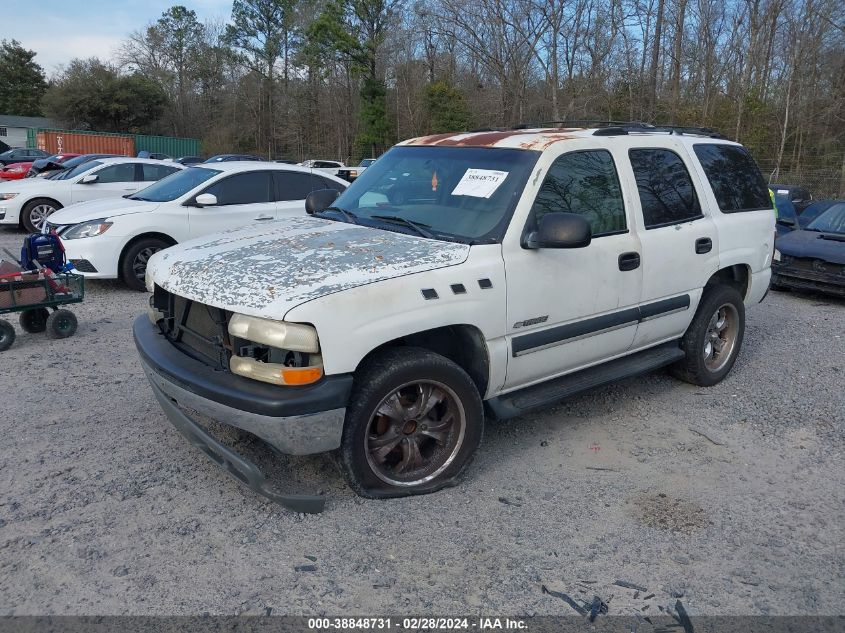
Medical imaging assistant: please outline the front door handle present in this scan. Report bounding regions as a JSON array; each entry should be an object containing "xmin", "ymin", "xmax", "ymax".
[
  {"xmin": 618, "ymin": 252, "xmax": 641, "ymax": 271},
  {"xmin": 695, "ymin": 237, "xmax": 713, "ymax": 254},
  {"xmin": 254, "ymin": 215, "xmax": 274, "ymax": 221}
]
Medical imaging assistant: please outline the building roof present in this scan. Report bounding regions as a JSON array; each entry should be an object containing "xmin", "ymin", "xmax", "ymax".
[{"xmin": 0, "ymin": 114, "xmax": 58, "ymax": 129}]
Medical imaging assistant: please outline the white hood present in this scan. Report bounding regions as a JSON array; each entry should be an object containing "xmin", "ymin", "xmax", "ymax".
[
  {"xmin": 147, "ymin": 216, "xmax": 471, "ymax": 319},
  {"xmin": 49, "ymin": 198, "xmax": 160, "ymax": 224}
]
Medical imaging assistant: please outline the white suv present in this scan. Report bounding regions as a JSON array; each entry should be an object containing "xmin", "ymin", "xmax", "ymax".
[
  {"xmin": 0, "ymin": 157, "xmax": 183, "ymax": 232},
  {"xmin": 47, "ymin": 162, "xmax": 348, "ymax": 290},
  {"xmin": 135, "ymin": 124, "xmax": 774, "ymax": 512}
]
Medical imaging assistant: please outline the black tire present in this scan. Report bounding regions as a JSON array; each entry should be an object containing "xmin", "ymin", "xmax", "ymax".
[
  {"xmin": 0, "ymin": 319, "xmax": 15, "ymax": 352},
  {"xmin": 19, "ymin": 308, "xmax": 50, "ymax": 333},
  {"xmin": 45, "ymin": 309, "xmax": 78, "ymax": 339},
  {"xmin": 21, "ymin": 198, "xmax": 61, "ymax": 233},
  {"xmin": 671, "ymin": 284, "xmax": 745, "ymax": 387},
  {"xmin": 340, "ymin": 347, "xmax": 484, "ymax": 499},
  {"xmin": 120, "ymin": 238, "xmax": 169, "ymax": 291}
]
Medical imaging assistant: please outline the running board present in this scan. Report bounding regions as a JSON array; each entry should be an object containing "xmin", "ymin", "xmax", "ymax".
[{"xmin": 487, "ymin": 342, "xmax": 685, "ymax": 419}]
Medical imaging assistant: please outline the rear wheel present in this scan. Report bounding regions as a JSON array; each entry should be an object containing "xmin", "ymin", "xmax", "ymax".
[
  {"xmin": 120, "ymin": 238, "xmax": 169, "ymax": 291},
  {"xmin": 671, "ymin": 285, "xmax": 745, "ymax": 387},
  {"xmin": 21, "ymin": 198, "xmax": 61, "ymax": 233},
  {"xmin": 19, "ymin": 308, "xmax": 50, "ymax": 333},
  {"xmin": 340, "ymin": 347, "xmax": 484, "ymax": 498},
  {"xmin": 0, "ymin": 319, "xmax": 15, "ymax": 351},
  {"xmin": 46, "ymin": 309, "xmax": 78, "ymax": 339}
]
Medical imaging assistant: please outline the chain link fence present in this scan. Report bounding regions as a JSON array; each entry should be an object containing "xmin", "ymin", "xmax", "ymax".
[{"xmin": 758, "ymin": 162, "xmax": 844, "ymax": 199}]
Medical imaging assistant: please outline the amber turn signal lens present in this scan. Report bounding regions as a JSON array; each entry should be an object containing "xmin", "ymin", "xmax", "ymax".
[{"xmin": 281, "ymin": 366, "xmax": 323, "ymax": 385}]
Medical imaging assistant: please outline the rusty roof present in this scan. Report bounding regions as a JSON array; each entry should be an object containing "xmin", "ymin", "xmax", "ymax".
[{"xmin": 398, "ymin": 128, "xmax": 595, "ymax": 151}]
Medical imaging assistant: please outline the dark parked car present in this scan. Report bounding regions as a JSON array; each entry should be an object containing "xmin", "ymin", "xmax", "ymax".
[
  {"xmin": 38, "ymin": 153, "xmax": 121, "ymax": 179},
  {"xmin": 770, "ymin": 183, "xmax": 813, "ymax": 213},
  {"xmin": 204, "ymin": 154, "xmax": 265, "ymax": 163},
  {"xmin": 772, "ymin": 203, "xmax": 845, "ymax": 296},
  {"xmin": 174, "ymin": 156, "xmax": 204, "ymax": 165},
  {"xmin": 26, "ymin": 153, "xmax": 81, "ymax": 178},
  {"xmin": 774, "ymin": 193, "xmax": 800, "ymax": 237},
  {"xmin": 797, "ymin": 200, "xmax": 844, "ymax": 228},
  {"xmin": 0, "ymin": 148, "xmax": 49, "ymax": 166}
]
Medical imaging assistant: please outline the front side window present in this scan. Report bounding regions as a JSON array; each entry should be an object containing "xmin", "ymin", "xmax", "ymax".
[
  {"xmin": 94, "ymin": 163, "xmax": 137, "ymax": 183},
  {"xmin": 629, "ymin": 148, "xmax": 702, "ymax": 228},
  {"xmin": 63, "ymin": 160, "xmax": 103, "ymax": 181},
  {"xmin": 130, "ymin": 166, "xmax": 220, "ymax": 202},
  {"xmin": 202, "ymin": 171, "xmax": 272, "ymax": 205},
  {"xmin": 529, "ymin": 150, "xmax": 626, "ymax": 236},
  {"xmin": 693, "ymin": 144, "xmax": 771, "ymax": 213}
]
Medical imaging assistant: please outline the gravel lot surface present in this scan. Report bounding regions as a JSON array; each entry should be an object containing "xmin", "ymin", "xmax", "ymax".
[{"xmin": 0, "ymin": 224, "xmax": 842, "ymax": 617}]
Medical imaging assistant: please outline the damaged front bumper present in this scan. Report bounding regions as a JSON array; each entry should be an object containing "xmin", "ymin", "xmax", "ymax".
[
  {"xmin": 133, "ymin": 316, "xmax": 354, "ymax": 512},
  {"xmin": 771, "ymin": 265, "xmax": 845, "ymax": 297}
]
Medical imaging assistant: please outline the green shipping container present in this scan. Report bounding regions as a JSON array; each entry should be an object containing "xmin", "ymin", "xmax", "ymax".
[
  {"xmin": 134, "ymin": 134, "xmax": 201, "ymax": 158},
  {"xmin": 26, "ymin": 128, "xmax": 200, "ymax": 158}
]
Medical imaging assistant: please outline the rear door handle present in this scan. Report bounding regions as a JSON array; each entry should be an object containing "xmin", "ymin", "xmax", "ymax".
[
  {"xmin": 254, "ymin": 215, "xmax": 273, "ymax": 221},
  {"xmin": 695, "ymin": 237, "xmax": 713, "ymax": 254},
  {"xmin": 618, "ymin": 252, "xmax": 641, "ymax": 271}
]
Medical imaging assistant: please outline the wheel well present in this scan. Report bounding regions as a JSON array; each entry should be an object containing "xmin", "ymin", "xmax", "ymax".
[
  {"xmin": 19, "ymin": 197, "xmax": 62, "ymax": 227},
  {"xmin": 706, "ymin": 265, "xmax": 750, "ymax": 299},
  {"xmin": 118, "ymin": 233, "xmax": 177, "ymax": 275},
  {"xmin": 360, "ymin": 325, "xmax": 490, "ymax": 396}
]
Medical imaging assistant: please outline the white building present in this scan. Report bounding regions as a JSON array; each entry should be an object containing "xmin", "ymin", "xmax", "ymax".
[{"xmin": 0, "ymin": 115, "xmax": 57, "ymax": 150}]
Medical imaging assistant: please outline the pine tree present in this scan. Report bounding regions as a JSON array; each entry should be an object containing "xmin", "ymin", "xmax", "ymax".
[{"xmin": 0, "ymin": 40, "xmax": 47, "ymax": 116}]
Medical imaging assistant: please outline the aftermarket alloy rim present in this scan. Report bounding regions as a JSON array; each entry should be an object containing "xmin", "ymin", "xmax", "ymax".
[
  {"xmin": 364, "ymin": 380, "xmax": 466, "ymax": 487},
  {"xmin": 703, "ymin": 303, "xmax": 739, "ymax": 372}
]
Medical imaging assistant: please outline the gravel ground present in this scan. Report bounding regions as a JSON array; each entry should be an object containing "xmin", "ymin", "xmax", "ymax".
[{"xmin": 0, "ymin": 224, "xmax": 842, "ymax": 617}]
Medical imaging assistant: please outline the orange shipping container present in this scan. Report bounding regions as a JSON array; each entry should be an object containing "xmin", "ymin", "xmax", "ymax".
[{"xmin": 36, "ymin": 131, "xmax": 135, "ymax": 157}]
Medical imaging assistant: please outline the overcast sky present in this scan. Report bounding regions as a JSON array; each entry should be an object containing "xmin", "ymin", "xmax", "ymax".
[{"xmin": 6, "ymin": 1, "xmax": 233, "ymax": 75}]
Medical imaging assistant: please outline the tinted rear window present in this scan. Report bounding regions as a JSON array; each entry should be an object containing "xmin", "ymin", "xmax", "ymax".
[
  {"xmin": 693, "ymin": 144, "xmax": 771, "ymax": 213},
  {"xmin": 629, "ymin": 148, "xmax": 702, "ymax": 228}
]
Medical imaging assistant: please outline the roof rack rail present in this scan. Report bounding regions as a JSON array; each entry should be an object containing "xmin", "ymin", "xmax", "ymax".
[{"xmin": 513, "ymin": 120, "xmax": 726, "ymax": 140}]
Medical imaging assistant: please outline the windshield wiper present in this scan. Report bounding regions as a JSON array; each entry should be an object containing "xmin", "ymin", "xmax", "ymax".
[
  {"xmin": 370, "ymin": 214, "xmax": 434, "ymax": 239},
  {"xmin": 314, "ymin": 206, "xmax": 358, "ymax": 224}
]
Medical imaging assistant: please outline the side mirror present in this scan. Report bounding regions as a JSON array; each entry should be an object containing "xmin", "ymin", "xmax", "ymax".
[
  {"xmin": 305, "ymin": 188, "xmax": 340, "ymax": 215},
  {"xmin": 523, "ymin": 212, "xmax": 592, "ymax": 249},
  {"xmin": 194, "ymin": 193, "xmax": 218, "ymax": 207},
  {"xmin": 80, "ymin": 174, "xmax": 99, "ymax": 184}
]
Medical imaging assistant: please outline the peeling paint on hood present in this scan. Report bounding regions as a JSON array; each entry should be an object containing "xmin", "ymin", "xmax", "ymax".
[{"xmin": 147, "ymin": 216, "xmax": 470, "ymax": 319}]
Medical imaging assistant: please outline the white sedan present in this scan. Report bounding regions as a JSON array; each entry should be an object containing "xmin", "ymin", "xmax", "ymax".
[
  {"xmin": 298, "ymin": 159, "xmax": 346, "ymax": 177},
  {"xmin": 46, "ymin": 162, "xmax": 348, "ymax": 290},
  {"xmin": 0, "ymin": 157, "xmax": 183, "ymax": 232}
]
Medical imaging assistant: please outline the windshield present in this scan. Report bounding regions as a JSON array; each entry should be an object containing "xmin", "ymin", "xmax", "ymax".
[
  {"xmin": 129, "ymin": 166, "xmax": 220, "ymax": 202},
  {"xmin": 807, "ymin": 203, "xmax": 845, "ymax": 234},
  {"xmin": 54, "ymin": 160, "xmax": 103, "ymax": 181},
  {"xmin": 327, "ymin": 146, "xmax": 539, "ymax": 243}
]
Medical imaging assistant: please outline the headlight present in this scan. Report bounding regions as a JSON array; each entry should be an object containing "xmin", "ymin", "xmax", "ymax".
[
  {"xmin": 228, "ymin": 314, "xmax": 319, "ymax": 353},
  {"xmin": 773, "ymin": 249, "xmax": 782, "ymax": 262},
  {"xmin": 0, "ymin": 193, "xmax": 19, "ymax": 200},
  {"xmin": 229, "ymin": 356, "xmax": 323, "ymax": 386},
  {"xmin": 62, "ymin": 219, "xmax": 113, "ymax": 240},
  {"xmin": 145, "ymin": 269, "xmax": 154, "ymax": 293}
]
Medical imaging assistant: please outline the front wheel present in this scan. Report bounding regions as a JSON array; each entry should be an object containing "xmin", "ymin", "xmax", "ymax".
[
  {"xmin": 120, "ymin": 238, "xmax": 169, "ymax": 291},
  {"xmin": 46, "ymin": 309, "xmax": 78, "ymax": 339},
  {"xmin": 19, "ymin": 308, "xmax": 50, "ymax": 333},
  {"xmin": 21, "ymin": 199, "xmax": 61, "ymax": 233},
  {"xmin": 340, "ymin": 347, "xmax": 484, "ymax": 498},
  {"xmin": 671, "ymin": 284, "xmax": 745, "ymax": 387}
]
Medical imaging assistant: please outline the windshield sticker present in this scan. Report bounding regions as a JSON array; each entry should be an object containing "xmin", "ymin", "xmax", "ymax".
[
  {"xmin": 451, "ymin": 169, "xmax": 509, "ymax": 198},
  {"xmin": 776, "ymin": 189, "xmax": 789, "ymax": 195}
]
